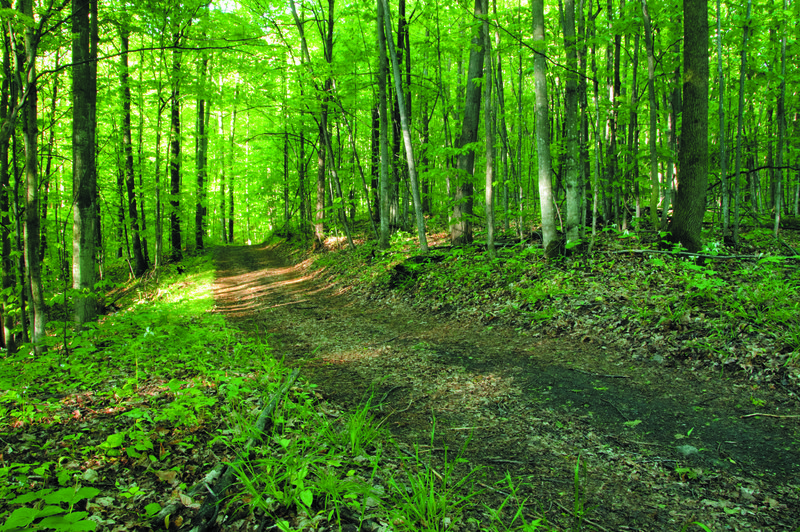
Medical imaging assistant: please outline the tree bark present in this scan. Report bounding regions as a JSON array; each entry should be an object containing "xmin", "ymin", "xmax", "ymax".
[
  {"xmin": 732, "ymin": 0, "xmax": 752, "ymax": 246},
  {"xmin": 169, "ymin": 34, "xmax": 183, "ymax": 262},
  {"xmin": 71, "ymin": 0, "xmax": 95, "ymax": 328},
  {"xmin": 121, "ymin": 23, "xmax": 146, "ymax": 275},
  {"xmin": 641, "ymin": 0, "xmax": 659, "ymax": 228},
  {"xmin": 195, "ymin": 53, "xmax": 210, "ymax": 252},
  {"xmin": 380, "ymin": 0, "xmax": 428, "ymax": 252},
  {"xmin": 483, "ymin": 0, "xmax": 495, "ymax": 256},
  {"xmin": 451, "ymin": 0, "xmax": 485, "ymax": 246},
  {"xmin": 562, "ymin": 0, "xmax": 580, "ymax": 244},
  {"xmin": 0, "ymin": 15, "xmax": 15, "ymax": 352},
  {"xmin": 378, "ymin": 0, "xmax": 390, "ymax": 249},
  {"xmin": 715, "ymin": 0, "xmax": 729, "ymax": 241},
  {"xmin": 668, "ymin": 0, "xmax": 709, "ymax": 253},
  {"xmin": 773, "ymin": 0, "xmax": 787, "ymax": 238},
  {"xmin": 533, "ymin": 0, "xmax": 558, "ymax": 256}
]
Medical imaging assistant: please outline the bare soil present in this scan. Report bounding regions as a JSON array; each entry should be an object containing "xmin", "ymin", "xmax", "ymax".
[{"xmin": 212, "ymin": 243, "xmax": 800, "ymax": 532}]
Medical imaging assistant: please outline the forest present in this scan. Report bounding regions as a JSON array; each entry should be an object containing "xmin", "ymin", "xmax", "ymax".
[{"xmin": 1, "ymin": 0, "xmax": 799, "ymax": 530}]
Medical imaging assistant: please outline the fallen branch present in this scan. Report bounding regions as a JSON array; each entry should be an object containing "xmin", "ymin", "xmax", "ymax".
[
  {"xmin": 154, "ymin": 368, "xmax": 301, "ymax": 532},
  {"xmin": 740, "ymin": 413, "xmax": 800, "ymax": 419}
]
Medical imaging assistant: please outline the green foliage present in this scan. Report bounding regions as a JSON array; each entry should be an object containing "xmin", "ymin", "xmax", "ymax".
[{"xmin": 1, "ymin": 486, "xmax": 100, "ymax": 531}]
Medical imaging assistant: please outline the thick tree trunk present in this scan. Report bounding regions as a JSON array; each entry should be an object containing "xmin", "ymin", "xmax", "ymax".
[
  {"xmin": 533, "ymin": 0, "xmax": 558, "ymax": 256},
  {"xmin": 71, "ymin": 0, "xmax": 95, "ymax": 329},
  {"xmin": 562, "ymin": 0, "xmax": 580, "ymax": 244},
  {"xmin": 668, "ymin": 0, "xmax": 709, "ymax": 253},
  {"xmin": 451, "ymin": 0, "xmax": 485, "ymax": 246}
]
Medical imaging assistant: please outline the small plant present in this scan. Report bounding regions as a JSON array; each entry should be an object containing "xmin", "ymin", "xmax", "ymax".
[
  {"xmin": 1, "ymin": 485, "xmax": 101, "ymax": 531},
  {"xmin": 386, "ymin": 425, "xmax": 484, "ymax": 531}
]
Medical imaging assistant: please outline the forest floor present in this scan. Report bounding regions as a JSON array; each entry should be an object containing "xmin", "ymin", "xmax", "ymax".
[{"xmin": 212, "ymin": 233, "xmax": 800, "ymax": 532}]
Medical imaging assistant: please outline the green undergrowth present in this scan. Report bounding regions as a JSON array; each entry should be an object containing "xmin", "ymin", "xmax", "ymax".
[
  {"xmin": 0, "ymin": 252, "xmax": 556, "ymax": 531},
  {"xmin": 312, "ymin": 227, "xmax": 800, "ymax": 388}
]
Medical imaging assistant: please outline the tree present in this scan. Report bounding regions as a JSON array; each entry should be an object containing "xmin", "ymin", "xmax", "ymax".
[
  {"xmin": 731, "ymin": 0, "xmax": 752, "ymax": 246},
  {"xmin": 562, "ymin": 0, "xmax": 581, "ymax": 244},
  {"xmin": 378, "ymin": 0, "xmax": 390, "ymax": 249},
  {"xmin": 380, "ymin": 0, "xmax": 428, "ymax": 252},
  {"xmin": 533, "ymin": 0, "xmax": 557, "ymax": 256},
  {"xmin": 72, "ymin": 0, "xmax": 96, "ymax": 327},
  {"xmin": 451, "ymin": 0, "xmax": 485, "ymax": 246},
  {"xmin": 169, "ymin": 31, "xmax": 183, "ymax": 262},
  {"xmin": 120, "ymin": 19, "xmax": 147, "ymax": 276},
  {"xmin": 641, "ymin": 0, "xmax": 659, "ymax": 229},
  {"xmin": 668, "ymin": 0, "xmax": 708, "ymax": 253}
]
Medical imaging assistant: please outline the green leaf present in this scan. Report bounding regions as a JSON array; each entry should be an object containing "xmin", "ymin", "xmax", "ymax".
[
  {"xmin": 1, "ymin": 507, "xmax": 40, "ymax": 530},
  {"xmin": 144, "ymin": 502, "xmax": 162, "ymax": 517},
  {"xmin": 44, "ymin": 487, "xmax": 100, "ymax": 506},
  {"xmin": 299, "ymin": 489, "xmax": 313, "ymax": 508},
  {"xmin": 101, "ymin": 432, "xmax": 126, "ymax": 449}
]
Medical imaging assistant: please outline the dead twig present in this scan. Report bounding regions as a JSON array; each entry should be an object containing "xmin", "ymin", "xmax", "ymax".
[{"xmin": 740, "ymin": 413, "xmax": 800, "ymax": 419}]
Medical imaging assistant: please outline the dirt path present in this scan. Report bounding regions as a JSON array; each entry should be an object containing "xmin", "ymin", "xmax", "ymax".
[{"xmin": 213, "ymin": 243, "xmax": 800, "ymax": 531}]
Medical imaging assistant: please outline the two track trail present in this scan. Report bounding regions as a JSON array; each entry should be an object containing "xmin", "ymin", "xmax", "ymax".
[{"xmin": 213, "ymin": 243, "xmax": 800, "ymax": 531}]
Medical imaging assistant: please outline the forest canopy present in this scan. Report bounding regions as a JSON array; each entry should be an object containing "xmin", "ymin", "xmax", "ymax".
[{"xmin": 0, "ymin": 0, "xmax": 798, "ymax": 345}]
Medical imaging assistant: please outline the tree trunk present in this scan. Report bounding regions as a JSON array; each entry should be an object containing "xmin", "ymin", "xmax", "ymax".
[
  {"xmin": 195, "ymin": 53, "xmax": 209, "ymax": 252},
  {"xmin": 380, "ymin": 0, "xmax": 428, "ymax": 252},
  {"xmin": 378, "ymin": 0, "xmax": 390, "ymax": 249},
  {"xmin": 121, "ymin": 24, "xmax": 146, "ymax": 275},
  {"xmin": 483, "ymin": 0, "xmax": 495, "ymax": 256},
  {"xmin": 773, "ymin": 0, "xmax": 787, "ymax": 238},
  {"xmin": 562, "ymin": 0, "xmax": 580, "ymax": 244},
  {"xmin": 71, "ymin": 0, "xmax": 95, "ymax": 329},
  {"xmin": 0, "ymin": 22, "xmax": 15, "ymax": 352},
  {"xmin": 641, "ymin": 0, "xmax": 659, "ymax": 228},
  {"xmin": 668, "ymin": 0, "xmax": 708, "ymax": 253},
  {"xmin": 715, "ymin": 0, "xmax": 729, "ymax": 241},
  {"xmin": 533, "ymin": 0, "xmax": 558, "ymax": 256},
  {"xmin": 451, "ymin": 0, "xmax": 485, "ymax": 246},
  {"xmin": 169, "ymin": 35, "xmax": 182, "ymax": 262}
]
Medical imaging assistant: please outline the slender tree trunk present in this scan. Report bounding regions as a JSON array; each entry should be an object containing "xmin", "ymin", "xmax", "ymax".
[
  {"xmin": 71, "ymin": 0, "xmax": 95, "ymax": 329},
  {"xmin": 0, "ymin": 19, "xmax": 15, "ymax": 352},
  {"xmin": 773, "ymin": 0, "xmax": 787, "ymax": 237},
  {"xmin": 483, "ymin": 0, "xmax": 495, "ymax": 256},
  {"xmin": 668, "ymin": 0, "xmax": 709, "ymax": 252},
  {"xmin": 641, "ymin": 0, "xmax": 659, "ymax": 228},
  {"xmin": 378, "ymin": 0, "xmax": 390, "ymax": 249},
  {"xmin": 169, "ymin": 35, "xmax": 182, "ymax": 262},
  {"xmin": 195, "ymin": 53, "xmax": 209, "ymax": 251},
  {"xmin": 380, "ymin": 0, "xmax": 428, "ymax": 251},
  {"xmin": 451, "ymin": 0, "xmax": 485, "ymax": 245},
  {"xmin": 40, "ymin": 54, "xmax": 59, "ymax": 264},
  {"xmin": 533, "ymin": 0, "xmax": 558, "ymax": 256},
  {"xmin": 121, "ymin": 24, "xmax": 146, "ymax": 275},
  {"xmin": 218, "ymin": 110, "xmax": 227, "ymax": 243},
  {"xmin": 715, "ymin": 0, "xmax": 729, "ymax": 241}
]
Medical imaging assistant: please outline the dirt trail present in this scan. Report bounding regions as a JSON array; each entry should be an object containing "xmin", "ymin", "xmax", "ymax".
[{"xmin": 213, "ymin": 243, "xmax": 800, "ymax": 531}]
